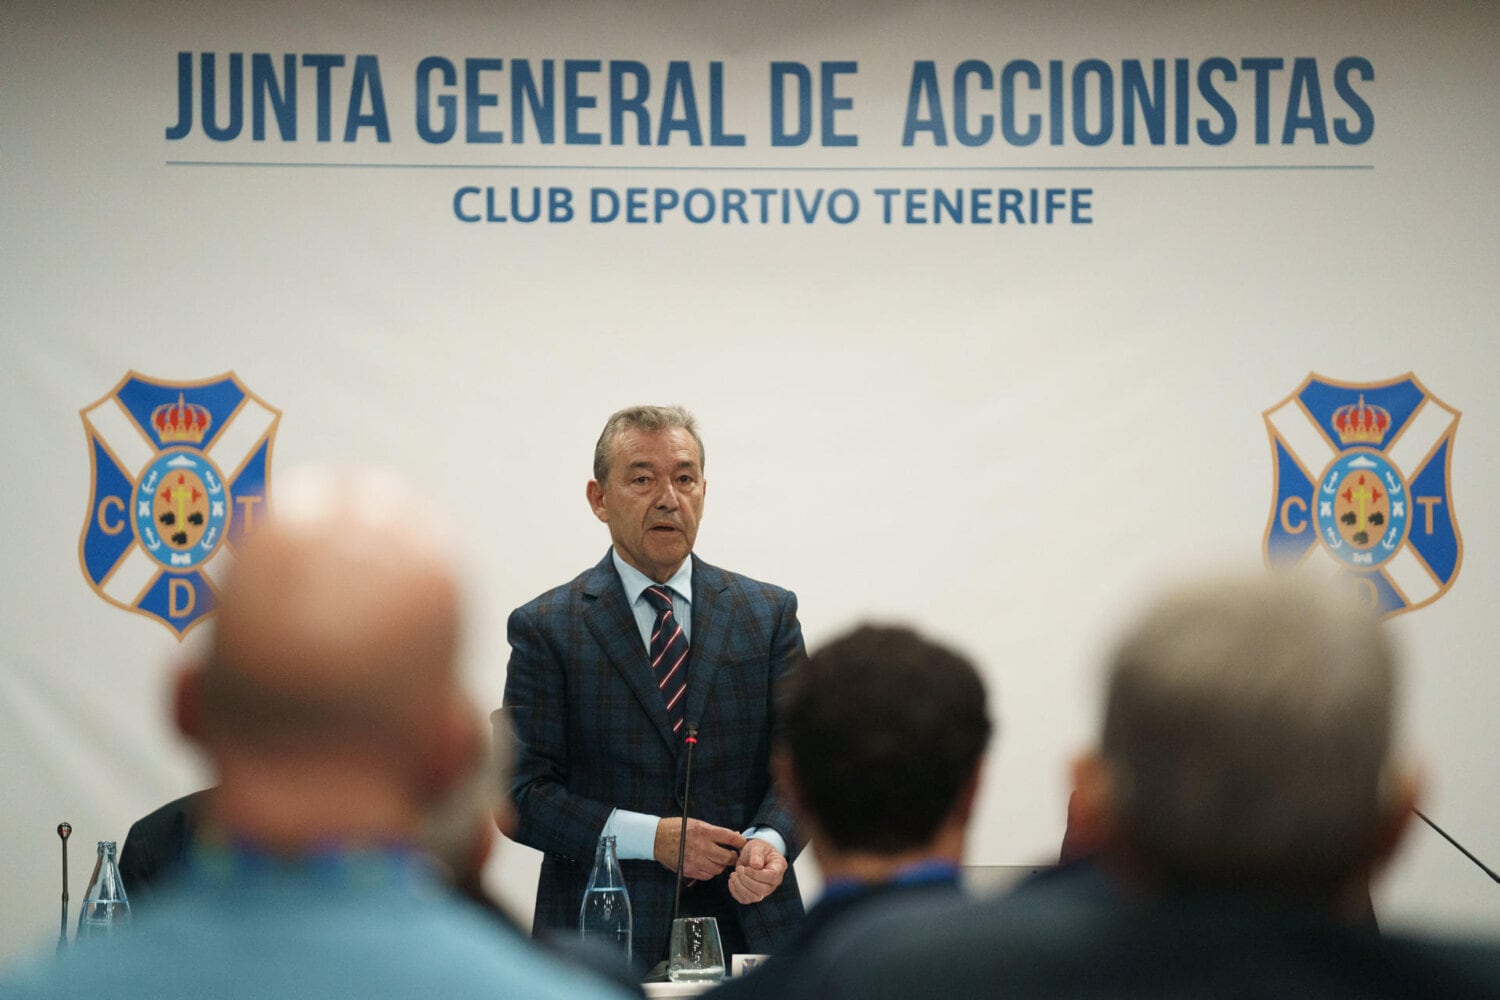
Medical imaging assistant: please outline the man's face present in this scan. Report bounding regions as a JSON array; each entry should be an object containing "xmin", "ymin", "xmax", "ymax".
[{"xmin": 587, "ymin": 426, "xmax": 706, "ymax": 583}]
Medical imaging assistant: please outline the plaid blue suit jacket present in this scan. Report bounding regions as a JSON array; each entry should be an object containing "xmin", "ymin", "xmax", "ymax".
[{"xmin": 504, "ymin": 550, "xmax": 806, "ymax": 965}]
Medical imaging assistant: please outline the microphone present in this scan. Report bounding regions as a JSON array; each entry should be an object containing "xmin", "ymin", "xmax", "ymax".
[
  {"xmin": 1415, "ymin": 809, "xmax": 1500, "ymax": 885},
  {"xmin": 672, "ymin": 722, "xmax": 700, "ymax": 924},
  {"xmin": 57, "ymin": 822, "xmax": 72, "ymax": 951}
]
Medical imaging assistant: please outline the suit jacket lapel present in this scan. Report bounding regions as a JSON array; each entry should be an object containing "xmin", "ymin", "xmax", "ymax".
[
  {"xmin": 582, "ymin": 551, "xmax": 678, "ymax": 751},
  {"xmin": 683, "ymin": 555, "xmax": 734, "ymax": 733}
]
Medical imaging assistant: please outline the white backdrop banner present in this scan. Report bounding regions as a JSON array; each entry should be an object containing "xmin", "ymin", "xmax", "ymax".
[{"xmin": 4, "ymin": 0, "xmax": 1497, "ymax": 963}]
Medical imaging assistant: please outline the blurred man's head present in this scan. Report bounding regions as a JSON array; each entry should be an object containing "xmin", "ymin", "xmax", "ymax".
[
  {"xmin": 1074, "ymin": 573, "xmax": 1415, "ymax": 902},
  {"xmin": 776, "ymin": 625, "xmax": 993, "ymax": 870},
  {"xmin": 173, "ymin": 467, "xmax": 489, "ymax": 855}
]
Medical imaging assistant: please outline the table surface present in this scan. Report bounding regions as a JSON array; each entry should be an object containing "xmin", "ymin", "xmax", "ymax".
[{"xmin": 642, "ymin": 981, "xmax": 714, "ymax": 998}]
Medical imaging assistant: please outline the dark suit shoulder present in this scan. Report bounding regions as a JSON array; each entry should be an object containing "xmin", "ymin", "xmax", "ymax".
[
  {"xmin": 813, "ymin": 870, "xmax": 1500, "ymax": 1000},
  {"xmin": 691, "ymin": 558, "xmax": 797, "ymax": 624},
  {"xmin": 119, "ymin": 789, "xmax": 212, "ymax": 903},
  {"xmin": 511, "ymin": 552, "xmax": 619, "ymax": 617},
  {"xmin": 125, "ymin": 789, "xmax": 209, "ymax": 836},
  {"xmin": 512, "ymin": 552, "xmax": 796, "ymax": 614},
  {"xmin": 692, "ymin": 556, "xmax": 791, "ymax": 596}
]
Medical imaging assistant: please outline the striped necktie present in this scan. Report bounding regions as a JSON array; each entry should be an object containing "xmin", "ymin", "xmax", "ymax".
[{"xmin": 642, "ymin": 585, "xmax": 689, "ymax": 736}]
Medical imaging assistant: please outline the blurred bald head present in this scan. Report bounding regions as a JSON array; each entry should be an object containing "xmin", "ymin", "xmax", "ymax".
[{"xmin": 178, "ymin": 467, "xmax": 483, "ymax": 846}]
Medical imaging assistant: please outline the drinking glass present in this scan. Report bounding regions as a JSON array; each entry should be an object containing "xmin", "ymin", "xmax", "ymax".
[{"xmin": 667, "ymin": 916, "xmax": 726, "ymax": 983}]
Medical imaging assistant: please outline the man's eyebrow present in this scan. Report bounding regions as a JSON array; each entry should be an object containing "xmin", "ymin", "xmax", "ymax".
[{"xmin": 625, "ymin": 458, "xmax": 699, "ymax": 472}]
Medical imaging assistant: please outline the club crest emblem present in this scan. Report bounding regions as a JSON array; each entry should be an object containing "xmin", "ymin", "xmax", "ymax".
[
  {"xmin": 79, "ymin": 372, "xmax": 280, "ymax": 638},
  {"xmin": 1263, "ymin": 373, "xmax": 1461, "ymax": 619}
]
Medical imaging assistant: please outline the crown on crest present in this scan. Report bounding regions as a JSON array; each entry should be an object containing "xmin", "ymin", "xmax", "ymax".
[
  {"xmin": 1332, "ymin": 394, "xmax": 1389, "ymax": 446},
  {"xmin": 152, "ymin": 393, "xmax": 212, "ymax": 444}
]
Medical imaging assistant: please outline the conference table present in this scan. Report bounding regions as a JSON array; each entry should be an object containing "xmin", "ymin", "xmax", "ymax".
[{"xmin": 643, "ymin": 983, "xmax": 713, "ymax": 997}]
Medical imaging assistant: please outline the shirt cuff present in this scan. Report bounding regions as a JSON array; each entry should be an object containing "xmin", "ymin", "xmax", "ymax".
[
  {"xmin": 604, "ymin": 808, "xmax": 662, "ymax": 860},
  {"xmin": 743, "ymin": 826, "xmax": 787, "ymax": 858}
]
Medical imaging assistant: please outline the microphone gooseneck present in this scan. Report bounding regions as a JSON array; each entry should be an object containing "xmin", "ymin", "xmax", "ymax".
[
  {"xmin": 57, "ymin": 821, "xmax": 72, "ymax": 951},
  {"xmin": 672, "ymin": 723, "xmax": 700, "ymax": 924},
  {"xmin": 1415, "ymin": 809, "xmax": 1500, "ymax": 885}
]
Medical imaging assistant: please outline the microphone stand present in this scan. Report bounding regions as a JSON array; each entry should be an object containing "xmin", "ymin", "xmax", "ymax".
[
  {"xmin": 57, "ymin": 822, "xmax": 72, "ymax": 951},
  {"xmin": 645, "ymin": 725, "xmax": 702, "ymax": 983},
  {"xmin": 673, "ymin": 723, "xmax": 699, "ymax": 924},
  {"xmin": 1415, "ymin": 809, "xmax": 1500, "ymax": 884}
]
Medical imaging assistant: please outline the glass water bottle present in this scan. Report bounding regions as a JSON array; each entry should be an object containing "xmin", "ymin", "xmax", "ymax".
[
  {"xmin": 76, "ymin": 840, "xmax": 130, "ymax": 939},
  {"xmin": 579, "ymin": 834, "xmax": 632, "ymax": 963}
]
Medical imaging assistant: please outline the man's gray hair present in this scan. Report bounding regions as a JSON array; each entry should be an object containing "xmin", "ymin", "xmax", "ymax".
[
  {"xmin": 1100, "ymin": 572, "xmax": 1396, "ymax": 894},
  {"xmin": 592, "ymin": 405, "xmax": 704, "ymax": 484}
]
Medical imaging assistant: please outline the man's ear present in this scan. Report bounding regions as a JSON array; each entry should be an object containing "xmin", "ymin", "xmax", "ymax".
[
  {"xmin": 952, "ymin": 758, "xmax": 985, "ymax": 827},
  {"xmin": 771, "ymin": 750, "xmax": 807, "ymax": 823},
  {"xmin": 1372, "ymin": 764, "xmax": 1421, "ymax": 872},
  {"xmin": 173, "ymin": 661, "xmax": 207, "ymax": 747},
  {"xmin": 1065, "ymin": 751, "xmax": 1118, "ymax": 861},
  {"xmin": 586, "ymin": 480, "xmax": 608, "ymax": 523},
  {"xmin": 493, "ymin": 801, "xmax": 518, "ymax": 839},
  {"xmin": 422, "ymin": 699, "xmax": 483, "ymax": 802}
]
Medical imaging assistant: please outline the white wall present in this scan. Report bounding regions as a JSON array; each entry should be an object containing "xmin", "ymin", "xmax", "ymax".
[{"xmin": 4, "ymin": 0, "xmax": 1497, "ymax": 964}]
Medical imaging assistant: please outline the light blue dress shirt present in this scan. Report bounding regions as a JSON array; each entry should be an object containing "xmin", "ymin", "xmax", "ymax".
[
  {"xmin": 1, "ymin": 845, "xmax": 632, "ymax": 1000},
  {"xmin": 613, "ymin": 547, "xmax": 695, "ymax": 648}
]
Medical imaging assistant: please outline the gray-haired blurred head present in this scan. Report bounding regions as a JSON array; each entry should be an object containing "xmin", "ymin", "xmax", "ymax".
[{"xmin": 1095, "ymin": 573, "xmax": 1403, "ymax": 897}]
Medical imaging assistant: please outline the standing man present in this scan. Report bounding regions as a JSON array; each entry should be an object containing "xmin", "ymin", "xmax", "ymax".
[{"xmin": 503, "ymin": 405, "xmax": 805, "ymax": 967}]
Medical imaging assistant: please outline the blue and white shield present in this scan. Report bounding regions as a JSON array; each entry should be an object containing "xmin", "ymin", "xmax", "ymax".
[
  {"xmin": 1263, "ymin": 373, "xmax": 1461, "ymax": 619},
  {"xmin": 79, "ymin": 372, "xmax": 280, "ymax": 638}
]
